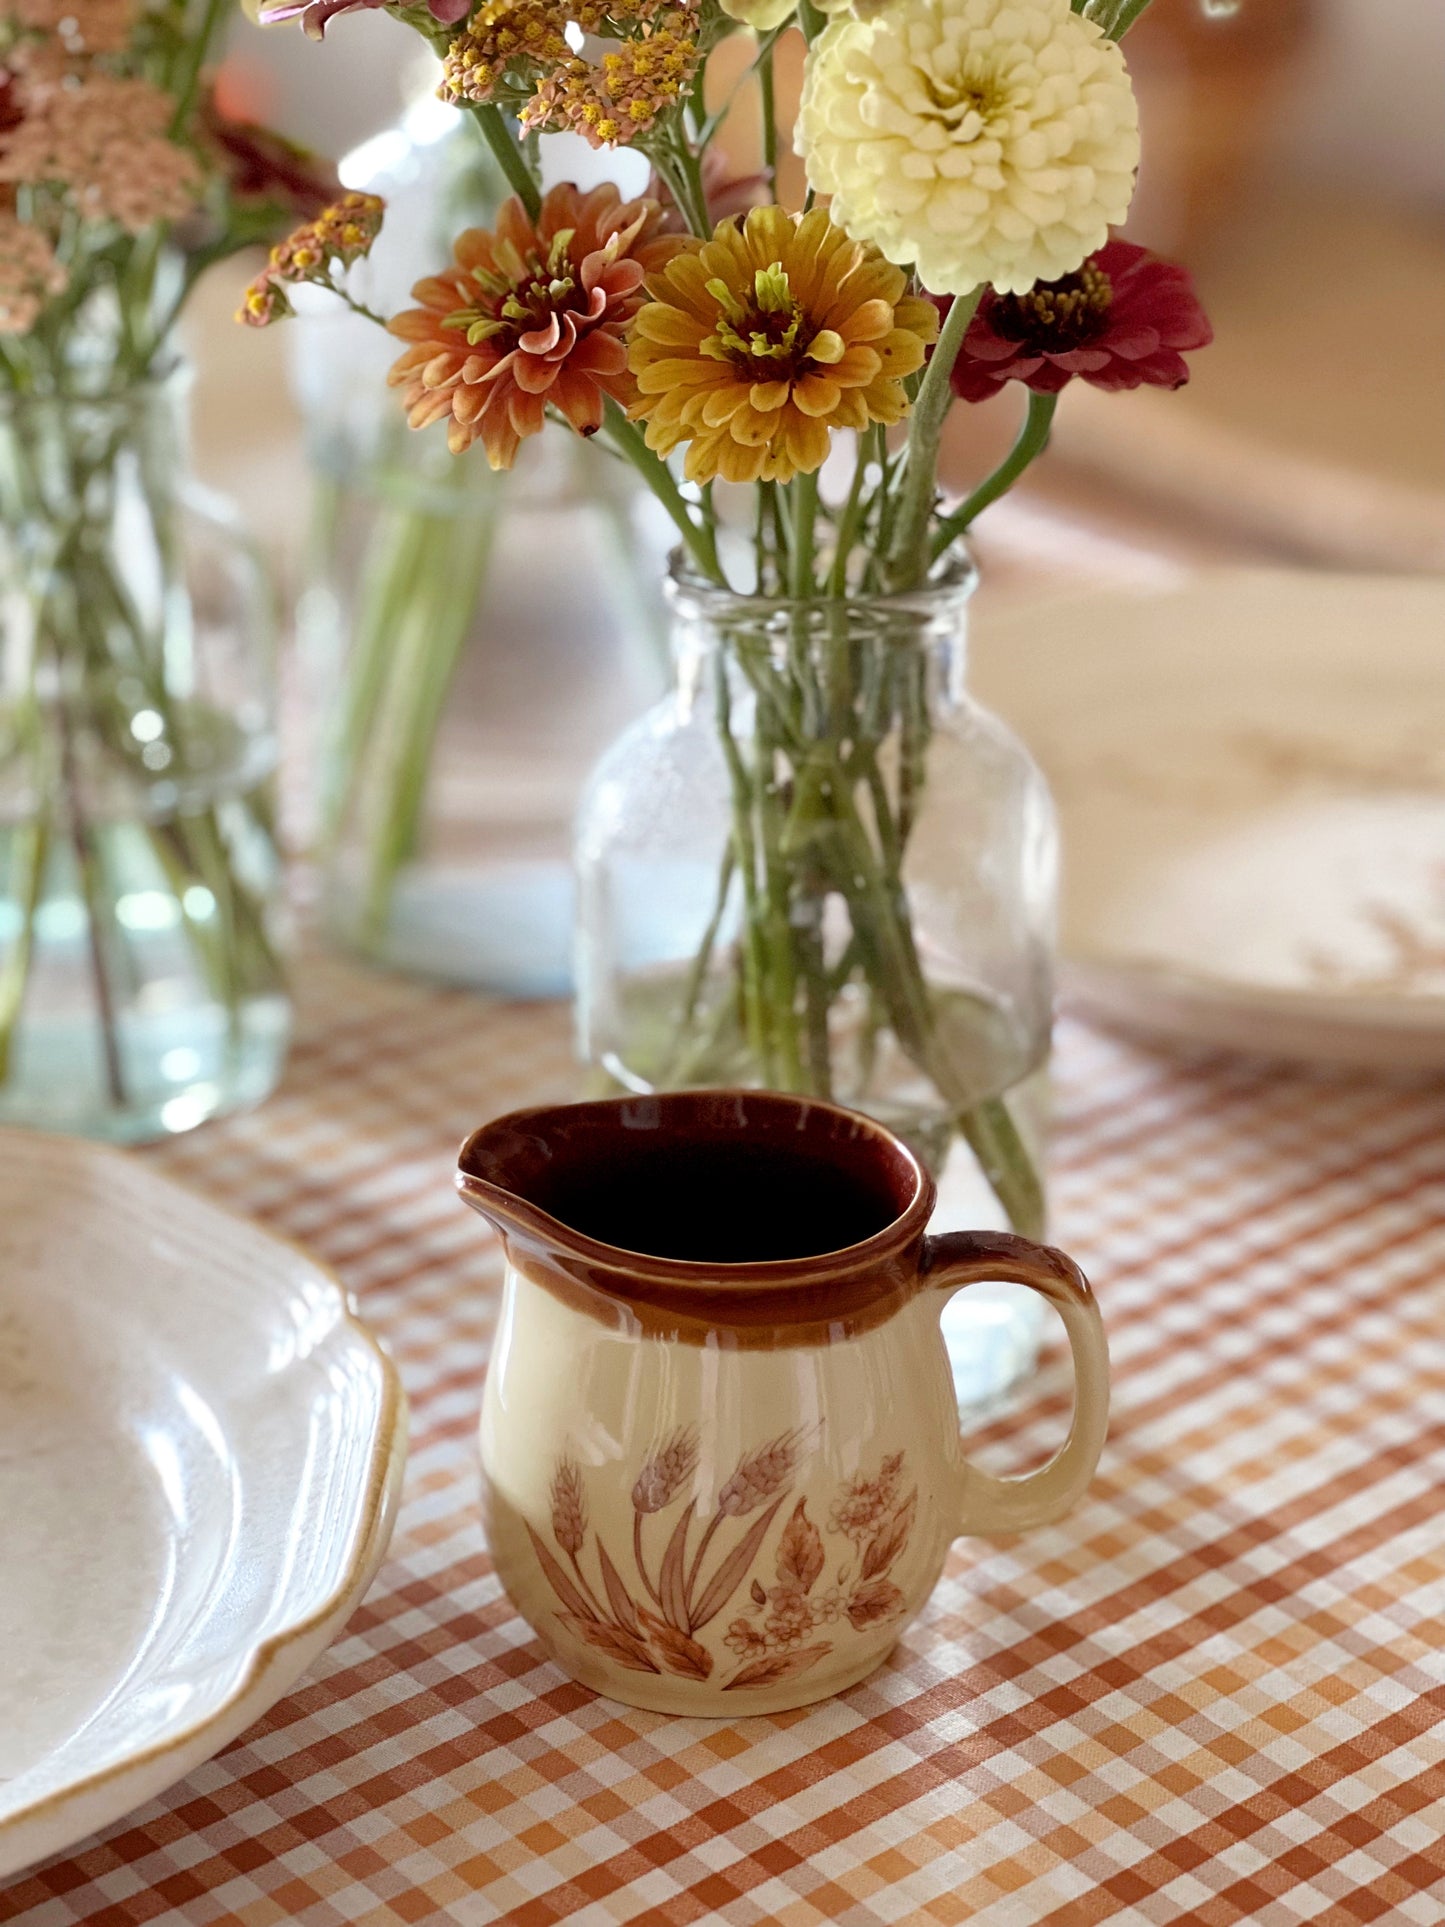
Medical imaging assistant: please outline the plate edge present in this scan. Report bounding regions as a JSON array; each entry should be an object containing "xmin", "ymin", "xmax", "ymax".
[{"xmin": 0, "ymin": 1131, "xmax": 410, "ymax": 1866}]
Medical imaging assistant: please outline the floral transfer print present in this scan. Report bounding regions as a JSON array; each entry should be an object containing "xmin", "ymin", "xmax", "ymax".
[{"xmin": 525, "ymin": 1431, "xmax": 917, "ymax": 1690}]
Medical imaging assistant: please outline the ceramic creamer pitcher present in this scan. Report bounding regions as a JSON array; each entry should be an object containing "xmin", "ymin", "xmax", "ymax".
[{"xmin": 458, "ymin": 1091, "xmax": 1109, "ymax": 1715}]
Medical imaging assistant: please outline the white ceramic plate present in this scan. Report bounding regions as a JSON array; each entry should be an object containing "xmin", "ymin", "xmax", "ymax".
[
  {"xmin": 973, "ymin": 571, "xmax": 1445, "ymax": 1069},
  {"xmin": 0, "ymin": 1132, "xmax": 407, "ymax": 1880}
]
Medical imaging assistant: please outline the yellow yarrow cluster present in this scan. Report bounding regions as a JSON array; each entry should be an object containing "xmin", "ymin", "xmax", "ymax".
[
  {"xmin": 522, "ymin": 12, "xmax": 698, "ymax": 149},
  {"xmin": 438, "ymin": 0, "xmax": 570, "ymax": 106},
  {"xmin": 237, "ymin": 191, "xmax": 384, "ymax": 326},
  {"xmin": 440, "ymin": 0, "xmax": 695, "ymax": 144}
]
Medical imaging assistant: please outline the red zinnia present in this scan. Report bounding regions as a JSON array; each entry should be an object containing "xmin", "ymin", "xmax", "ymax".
[{"xmin": 948, "ymin": 240, "xmax": 1212, "ymax": 404}]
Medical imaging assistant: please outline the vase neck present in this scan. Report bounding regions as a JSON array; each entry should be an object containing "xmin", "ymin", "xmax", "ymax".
[{"xmin": 672, "ymin": 596, "xmax": 972, "ymax": 716}]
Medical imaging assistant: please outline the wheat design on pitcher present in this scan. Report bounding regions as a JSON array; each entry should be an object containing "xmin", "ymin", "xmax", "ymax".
[{"xmin": 525, "ymin": 1428, "xmax": 916, "ymax": 1690}]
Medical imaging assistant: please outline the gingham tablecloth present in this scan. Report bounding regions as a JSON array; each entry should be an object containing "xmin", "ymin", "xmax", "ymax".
[{"xmin": 4, "ymin": 950, "xmax": 1444, "ymax": 1927}]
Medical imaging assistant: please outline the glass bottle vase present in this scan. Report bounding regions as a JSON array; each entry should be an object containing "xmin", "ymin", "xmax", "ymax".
[
  {"xmin": 576, "ymin": 550, "xmax": 1057, "ymax": 1407},
  {"xmin": 0, "ymin": 372, "xmax": 288, "ymax": 1141}
]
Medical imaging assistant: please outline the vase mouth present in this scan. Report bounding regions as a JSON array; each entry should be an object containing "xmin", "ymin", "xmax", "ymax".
[{"xmin": 665, "ymin": 539, "xmax": 978, "ymax": 622}]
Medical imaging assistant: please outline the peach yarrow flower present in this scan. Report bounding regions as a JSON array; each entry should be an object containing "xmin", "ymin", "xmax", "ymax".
[
  {"xmin": 628, "ymin": 205, "xmax": 938, "ymax": 486},
  {"xmin": 237, "ymin": 191, "xmax": 384, "ymax": 326},
  {"xmin": 387, "ymin": 181, "xmax": 682, "ymax": 468}
]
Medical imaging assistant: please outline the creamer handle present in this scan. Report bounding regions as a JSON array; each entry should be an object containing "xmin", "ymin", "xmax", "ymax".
[{"xmin": 923, "ymin": 1231, "xmax": 1109, "ymax": 1536}]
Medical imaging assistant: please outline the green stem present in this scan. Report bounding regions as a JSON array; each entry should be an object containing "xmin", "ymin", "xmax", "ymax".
[
  {"xmin": 754, "ymin": 683, "xmax": 803, "ymax": 1089},
  {"xmin": 166, "ymin": 0, "xmax": 230, "ymax": 135},
  {"xmin": 697, "ymin": 23, "xmax": 792, "ymax": 149},
  {"xmin": 827, "ymin": 437, "xmax": 871, "ymax": 597},
  {"xmin": 358, "ymin": 496, "xmax": 497, "ymax": 946},
  {"xmin": 335, "ymin": 288, "xmax": 391, "ymax": 329},
  {"xmin": 1104, "ymin": 0, "xmax": 1158, "ymax": 37},
  {"xmin": 958, "ymin": 1098, "xmax": 1046, "ymax": 1241},
  {"xmin": 674, "ymin": 846, "xmax": 735, "ymax": 1037},
  {"xmin": 466, "ymin": 105, "xmax": 541, "ymax": 221},
  {"xmin": 602, "ymin": 401, "xmax": 723, "ymax": 584},
  {"xmin": 884, "ymin": 289, "xmax": 980, "ymax": 591},
  {"xmin": 789, "ymin": 469, "xmax": 818, "ymax": 601},
  {"xmin": 763, "ymin": 653, "xmax": 1043, "ymax": 1233},
  {"xmin": 322, "ymin": 486, "xmax": 435, "ymax": 844},
  {"xmin": 930, "ymin": 391, "xmax": 1057, "ymax": 560},
  {"xmin": 56, "ymin": 690, "xmax": 126, "ymax": 1109},
  {"xmin": 654, "ymin": 140, "xmax": 712, "ymax": 238},
  {"xmin": 0, "ymin": 812, "xmax": 48, "ymax": 1083},
  {"xmin": 713, "ymin": 656, "xmax": 772, "ymax": 1081},
  {"xmin": 759, "ymin": 50, "xmax": 778, "ymax": 199}
]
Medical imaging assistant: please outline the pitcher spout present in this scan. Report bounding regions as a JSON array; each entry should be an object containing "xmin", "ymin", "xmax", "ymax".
[{"xmin": 455, "ymin": 1105, "xmax": 581, "ymax": 1248}]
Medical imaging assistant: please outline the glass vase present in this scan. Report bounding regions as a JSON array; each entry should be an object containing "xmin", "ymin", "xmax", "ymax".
[
  {"xmin": 576, "ymin": 550, "xmax": 1057, "ymax": 1407},
  {"xmin": 304, "ymin": 423, "xmax": 670, "ymax": 998},
  {"xmin": 291, "ymin": 91, "xmax": 669, "ymax": 997},
  {"xmin": 0, "ymin": 372, "xmax": 288, "ymax": 1141}
]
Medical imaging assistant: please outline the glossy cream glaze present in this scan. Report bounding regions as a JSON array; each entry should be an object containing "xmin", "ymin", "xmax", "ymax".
[{"xmin": 460, "ymin": 1091, "xmax": 1109, "ymax": 1715}]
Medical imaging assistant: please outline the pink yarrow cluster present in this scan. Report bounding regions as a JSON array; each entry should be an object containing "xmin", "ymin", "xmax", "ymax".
[
  {"xmin": 0, "ymin": 210, "xmax": 65, "ymax": 333},
  {"xmin": 7, "ymin": 0, "xmax": 135, "ymax": 54},
  {"xmin": 0, "ymin": 73, "xmax": 201, "ymax": 232}
]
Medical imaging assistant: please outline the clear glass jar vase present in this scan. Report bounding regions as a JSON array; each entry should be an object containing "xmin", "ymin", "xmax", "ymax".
[
  {"xmin": 576, "ymin": 550, "xmax": 1057, "ymax": 1406},
  {"xmin": 0, "ymin": 372, "xmax": 288, "ymax": 1141}
]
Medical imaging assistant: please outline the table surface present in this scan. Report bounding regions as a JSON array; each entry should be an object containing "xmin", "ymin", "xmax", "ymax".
[{"xmin": 3, "ymin": 943, "xmax": 1443, "ymax": 1927}]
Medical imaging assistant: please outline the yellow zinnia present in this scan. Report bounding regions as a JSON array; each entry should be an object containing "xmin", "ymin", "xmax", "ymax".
[{"xmin": 627, "ymin": 205, "xmax": 939, "ymax": 486}]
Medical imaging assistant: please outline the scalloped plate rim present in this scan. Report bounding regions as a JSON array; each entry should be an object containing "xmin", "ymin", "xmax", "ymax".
[{"xmin": 0, "ymin": 1129, "xmax": 408, "ymax": 1882}]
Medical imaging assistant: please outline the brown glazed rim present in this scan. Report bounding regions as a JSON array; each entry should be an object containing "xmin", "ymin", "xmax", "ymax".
[{"xmin": 455, "ymin": 1091, "xmax": 941, "ymax": 1344}]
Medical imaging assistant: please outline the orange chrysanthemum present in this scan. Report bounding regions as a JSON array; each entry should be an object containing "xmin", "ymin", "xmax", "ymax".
[
  {"xmin": 387, "ymin": 182, "xmax": 682, "ymax": 469},
  {"xmin": 627, "ymin": 205, "xmax": 939, "ymax": 486}
]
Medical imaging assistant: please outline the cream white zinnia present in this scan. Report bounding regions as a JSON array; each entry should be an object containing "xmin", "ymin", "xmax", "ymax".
[
  {"xmin": 796, "ymin": 0, "xmax": 1140, "ymax": 296},
  {"xmin": 719, "ymin": 0, "xmax": 797, "ymax": 29}
]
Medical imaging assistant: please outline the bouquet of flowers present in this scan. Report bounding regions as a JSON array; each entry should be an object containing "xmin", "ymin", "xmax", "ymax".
[
  {"xmin": 0, "ymin": 0, "xmax": 337, "ymax": 1133},
  {"xmin": 248, "ymin": 0, "xmax": 1212, "ymax": 1231}
]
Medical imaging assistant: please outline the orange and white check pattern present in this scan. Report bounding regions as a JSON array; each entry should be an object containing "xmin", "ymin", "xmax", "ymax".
[{"xmin": 3, "ymin": 950, "xmax": 1443, "ymax": 1927}]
